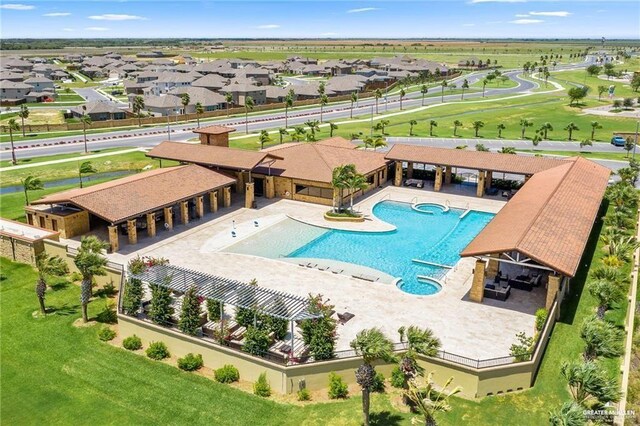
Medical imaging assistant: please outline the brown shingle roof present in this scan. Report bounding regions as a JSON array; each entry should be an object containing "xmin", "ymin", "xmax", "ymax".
[
  {"xmin": 146, "ymin": 141, "xmax": 282, "ymax": 171},
  {"xmin": 385, "ymin": 144, "xmax": 568, "ymax": 175},
  {"xmin": 31, "ymin": 165, "xmax": 235, "ymax": 224},
  {"xmin": 461, "ymin": 157, "xmax": 611, "ymax": 277},
  {"xmin": 193, "ymin": 125, "xmax": 236, "ymax": 135}
]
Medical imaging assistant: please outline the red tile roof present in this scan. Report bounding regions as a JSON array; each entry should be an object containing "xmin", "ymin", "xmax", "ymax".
[{"xmin": 193, "ymin": 125, "xmax": 236, "ymax": 135}]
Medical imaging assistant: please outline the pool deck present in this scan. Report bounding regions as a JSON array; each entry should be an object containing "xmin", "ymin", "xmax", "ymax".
[{"xmin": 95, "ymin": 185, "xmax": 542, "ymax": 361}]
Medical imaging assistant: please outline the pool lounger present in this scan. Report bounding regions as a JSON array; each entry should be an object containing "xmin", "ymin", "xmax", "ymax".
[
  {"xmin": 331, "ymin": 268, "xmax": 344, "ymax": 274},
  {"xmin": 316, "ymin": 265, "xmax": 330, "ymax": 271},
  {"xmin": 337, "ymin": 312, "xmax": 355, "ymax": 324},
  {"xmin": 306, "ymin": 262, "xmax": 318, "ymax": 268},
  {"xmin": 352, "ymin": 273, "xmax": 379, "ymax": 282}
]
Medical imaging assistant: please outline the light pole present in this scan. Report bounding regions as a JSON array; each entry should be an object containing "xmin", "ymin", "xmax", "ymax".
[
  {"xmin": 167, "ymin": 111, "xmax": 171, "ymax": 141},
  {"xmin": 369, "ymin": 105, "xmax": 373, "ymax": 138},
  {"xmin": 633, "ymin": 120, "xmax": 639, "ymax": 160}
]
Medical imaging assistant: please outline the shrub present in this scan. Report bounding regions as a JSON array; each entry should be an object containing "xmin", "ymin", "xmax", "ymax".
[
  {"xmin": 371, "ymin": 371, "xmax": 386, "ymax": 393},
  {"xmin": 178, "ymin": 286, "xmax": 202, "ymax": 336},
  {"xmin": 253, "ymin": 372, "xmax": 271, "ymax": 397},
  {"xmin": 535, "ymin": 308, "xmax": 548, "ymax": 332},
  {"xmin": 123, "ymin": 335, "xmax": 142, "ymax": 351},
  {"xmin": 148, "ymin": 284, "xmax": 173, "ymax": 325},
  {"xmin": 243, "ymin": 326, "xmax": 271, "ymax": 356},
  {"xmin": 98, "ymin": 327, "xmax": 116, "ymax": 341},
  {"xmin": 122, "ymin": 277, "xmax": 143, "ymax": 315},
  {"xmin": 297, "ymin": 388, "xmax": 311, "ymax": 401},
  {"xmin": 390, "ymin": 366, "xmax": 405, "ymax": 388},
  {"xmin": 509, "ymin": 332, "xmax": 535, "ymax": 362},
  {"xmin": 328, "ymin": 372, "xmax": 349, "ymax": 399},
  {"xmin": 69, "ymin": 271, "xmax": 82, "ymax": 282},
  {"xmin": 580, "ymin": 316, "xmax": 624, "ymax": 360},
  {"xmin": 96, "ymin": 301, "xmax": 117, "ymax": 324},
  {"xmin": 214, "ymin": 364, "xmax": 240, "ymax": 383},
  {"xmin": 177, "ymin": 353, "xmax": 203, "ymax": 371},
  {"xmin": 146, "ymin": 341, "xmax": 170, "ymax": 360},
  {"xmin": 206, "ymin": 298, "xmax": 223, "ymax": 321},
  {"xmin": 299, "ymin": 295, "xmax": 337, "ymax": 361}
]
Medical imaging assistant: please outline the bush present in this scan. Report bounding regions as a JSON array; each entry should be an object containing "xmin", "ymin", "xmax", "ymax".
[
  {"xmin": 96, "ymin": 301, "xmax": 117, "ymax": 324},
  {"xmin": 535, "ymin": 308, "xmax": 548, "ymax": 332},
  {"xmin": 178, "ymin": 286, "xmax": 202, "ymax": 336},
  {"xmin": 69, "ymin": 271, "xmax": 82, "ymax": 282},
  {"xmin": 510, "ymin": 332, "xmax": 535, "ymax": 362},
  {"xmin": 243, "ymin": 327, "xmax": 271, "ymax": 356},
  {"xmin": 390, "ymin": 366, "xmax": 405, "ymax": 388},
  {"xmin": 98, "ymin": 327, "xmax": 116, "ymax": 341},
  {"xmin": 297, "ymin": 388, "xmax": 311, "ymax": 401},
  {"xmin": 146, "ymin": 341, "xmax": 170, "ymax": 360},
  {"xmin": 123, "ymin": 335, "xmax": 142, "ymax": 351},
  {"xmin": 148, "ymin": 284, "xmax": 174, "ymax": 325},
  {"xmin": 253, "ymin": 372, "xmax": 272, "ymax": 397},
  {"xmin": 122, "ymin": 277, "xmax": 143, "ymax": 316},
  {"xmin": 328, "ymin": 372, "xmax": 349, "ymax": 399},
  {"xmin": 371, "ymin": 371, "xmax": 386, "ymax": 393},
  {"xmin": 206, "ymin": 298, "xmax": 223, "ymax": 321},
  {"xmin": 177, "ymin": 353, "xmax": 203, "ymax": 371},
  {"xmin": 214, "ymin": 364, "xmax": 240, "ymax": 383}
]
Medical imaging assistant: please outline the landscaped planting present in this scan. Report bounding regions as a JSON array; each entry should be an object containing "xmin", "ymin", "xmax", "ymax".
[
  {"xmin": 146, "ymin": 341, "xmax": 170, "ymax": 360},
  {"xmin": 122, "ymin": 335, "xmax": 143, "ymax": 351},
  {"xmin": 177, "ymin": 353, "xmax": 204, "ymax": 372},
  {"xmin": 214, "ymin": 365, "xmax": 240, "ymax": 384}
]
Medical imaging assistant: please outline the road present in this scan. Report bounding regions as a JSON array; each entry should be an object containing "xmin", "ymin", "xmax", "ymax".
[{"xmin": 74, "ymin": 87, "xmax": 115, "ymax": 103}]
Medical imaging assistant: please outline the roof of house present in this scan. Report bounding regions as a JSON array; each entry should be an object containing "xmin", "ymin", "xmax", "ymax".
[
  {"xmin": 31, "ymin": 165, "xmax": 235, "ymax": 224},
  {"xmin": 385, "ymin": 144, "xmax": 568, "ymax": 176},
  {"xmin": 0, "ymin": 218, "xmax": 58, "ymax": 242},
  {"xmin": 461, "ymin": 157, "xmax": 611, "ymax": 277},
  {"xmin": 192, "ymin": 73, "xmax": 228, "ymax": 89},
  {"xmin": 146, "ymin": 141, "xmax": 283, "ymax": 171},
  {"xmin": 168, "ymin": 86, "xmax": 226, "ymax": 106},
  {"xmin": 70, "ymin": 101, "xmax": 123, "ymax": 115},
  {"xmin": 193, "ymin": 124, "xmax": 236, "ymax": 135}
]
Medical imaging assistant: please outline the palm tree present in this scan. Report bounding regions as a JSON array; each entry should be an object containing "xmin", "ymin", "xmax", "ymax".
[
  {"xmin": 440, "ymin": 80, "xmax": 448, "ymax": 102},
  {"xmin": 278, "ymin": 128, "xmax": 288, "ymax": 144},
  {"xmin": 429, "ymin": 120, "xmax": 438, "ymax": 136},
  {"xmin": 519, "ymin": 119, "xmax": 533, "ymax": 139},
  {"xmin": 482, "ymin": 79, "xmax": 489, "ymax": 97},
  {"xmin": 79, "ymin": 113, "xmax": 92, "ymax": 154},
  {"xmin": 398, "ymin": 326, "xmax": 441, "ymax": 386},
  {"xmin": 22, "ymin": 175, "xmax": 43, "ymax": 206},
  {"xmin": 460, "ymin": 79, "xmax": 469, "ymax": 100},
  {"xmin": 496, "ymin": 123, "xmax": 506, "ymax": 138},
  {"xmin": 564, "ymin": 122, "xmax": 579, "ymax": 141},
  {"xmin": 73, "ymin": 236, "xmax": 109, "ymax": 323},
  {"xmin": 405, "ymin": 373, "xmax": 461, "ymax": 426},
  {"xmin": 331, "ymin": 164, "xmax": 353, "ymax": 212},
  {"xmin": 420, "ymin": 84, "xmax": 429, "ymax": 106},
  {"xmin": 350, "ymin": 92, "xmax": 358, "ymax": 118},
  {"xmin": 78, "ymin": 161, "xmax": 97, "ymax": 188},
  {"xmin": 194, "ymin": 102, "xmax": 204, "ymax": 128},
  {"xmin": 500, "ymin": 147, "xmax": 516, "ymax": 154},
  {"xmin": 7, "ymin": 118, "xmax": 19, "ymax": 165},
  {"xmin": 345, "ymin": 171, "xmax": 369, "ymax": 211},
  {"xmin": 539, "ymin": 122, "xmax": 553, "ymax": 140},
  {"xmin": 329, "ymin": 122, "xmax": 338, "ymax": 137},
  {"xmin": 548, "ymin": 402, "xmax": 587, "ymax": 426},
  {"xmin": 244, "ymin": 96, "xmax": 254, "ymax": 134},
  {"xmin": 132, "ymin": 95, "xmax": 145, "ymax": 127},
  {"xmin": 453, "ymin": 120, "xmax": 462, "ymax": 137},
  {"xmin": 371, "ymin": 137, "xmax": 387, "ymax": 151},
  {"xmin": 17, "ymin": 104, "xmax": 29, "ymax": 136},
  {"xmin": 409, "ymin": 119, "xmax": 417, "ymax": 136},
  {"xmin": 284, "ymin": 92, "xmax": 294, "ymax": 127},
  {"xmin": 376, "ymin": 119, "xmax": 390, "ymax": 135},
  {"xmin": 292, "ymin": 126, "xmax": 306, "ymax": 142},
  {"xmin": 350, "ymin": 328, "xmax": 397, "ymax": 426},
  {"xmin": 180, "ymin": 93, "xmax": 190, "ymax": 115},
  {"xmin": 561, "ymin": 361, "xmax": 621, "ymax": 406},
  {"xmin": 588, "ymin": 279, "xmax": 623, "ymax": 319},
  {"xmin": 399, "ymin": 88, "xmax": 406, "ymax": 110},
  {"xmin": 304, "ymin": 119, "xmax": 320, "ymax": 141},
  {"xmin": 225, "ymin": 92, "xmax": 234, "ymax": 117},
  {"xmin": 319, "ymin": 94, "xmax": 328, "ymax": 122},
  {"xmin": 35, "ymin": 252, "xmax": 68, "ymax": 314},
  {"xmin": 258, "ymin": 130, "xmax": 271, "ymax": 149},
  {"xmin": 374, "ymin": 89, "xmax": 382, "ymax": 114},
  {"xmin": 472, "ymin": 120, "xmax": 485, "ymax": 137},
  {"xmin": 597, "ymin": 85, "xmax": 607, "ymax": 100},
  {"xmin": 590, "ymin": 121, "xmax": 602, "ymax": 141},
  {"xmin": 532, "ymin": 132, "xmax": 543, "ymax": 148}
]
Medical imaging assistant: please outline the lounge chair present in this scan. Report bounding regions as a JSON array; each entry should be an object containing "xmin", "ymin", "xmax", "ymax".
[
  {"xmin": 483, "ymin": 283, "xmax": 510, "ymax": 301},
  {"xmin": 317, "ymin": 265, "xmax": 330, "ymax": 271},
  {"xmin": 305, "ymin": 262, "xmax": 318, "ymax": 268},
  {"xmin": 337, "ymin": 312, "xmax": 355, "ymax": 324},
  {"xmin": 331, "ymin": 268, "xmax": 344, "ymax": 274}
]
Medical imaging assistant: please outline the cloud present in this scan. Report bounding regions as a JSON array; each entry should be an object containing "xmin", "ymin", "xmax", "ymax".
[
  {"xmin": 85, "ymin": 27, "xmax": 110, "ymax": 31},
  {"xmin": 515, "ymin": 13, "xmax": 530, "ymax": 17},
  {"xmin": 0, "ymin": 3, "xmax": 35, "ymax": 10},
  {"xmin": 529, "ymin": 11, "xmax": 572, "ymax": 17},
  {"xmin": 88, "ymin": 14, "xmax": 146, "ymax": 21},
  {"xmin": 256, "ymin": 24, "xmax": 280, "ymax": 29},
  {"xmin": 462, "ymin": 23, "xmax": 476, "ymax": 27},
  {"xmin": 347, "ymin": 7, "xmax": 380, "ymax": 13},
  {"xmin": 43, "ymin": 12, "xmax": 71, "ymax": 17},
  {"xmin": 509, "ymin": 18, "xmax": 544, "ymax": 24},
  {"xmin": 469, "ymin": 0, "xmax": 526, "ymax": 4}
]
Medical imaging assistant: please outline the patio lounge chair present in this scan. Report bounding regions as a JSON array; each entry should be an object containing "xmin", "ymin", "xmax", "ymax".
[
  {"xmin": 316, "ymin": 265, "xmax": 330, "ymax": 271},
  {"xmin": 305, "ymin": 262, "xmax": 318, "ymax": 268},
  {"xmin": 331, "ymin": 268, "xmax": 344, "ymax": 274},
  {"xmin": 508, "ymin": 275, "xmax": 541, "ymax": 291},
  {"xmin": 337, "ymin": 312, "xmax": 355, "ymax": 324}
]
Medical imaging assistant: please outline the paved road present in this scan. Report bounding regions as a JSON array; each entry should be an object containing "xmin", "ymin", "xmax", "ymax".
[{"xmin": 74, "ymin": 87, "xmax": 114, "ymax": 103}]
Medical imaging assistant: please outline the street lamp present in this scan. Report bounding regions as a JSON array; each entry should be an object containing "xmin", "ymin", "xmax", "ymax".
[{"xmin": 167, "ymin": 110, "xmax": 171, "ymax": 141}]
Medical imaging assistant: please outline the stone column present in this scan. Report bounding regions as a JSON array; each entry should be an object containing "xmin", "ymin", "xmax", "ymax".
[
  {"xmin": 434, "ymin": 166, "xmax": 443, "ymax": 192},
  {"xmin": 394, "ymin": 161, "xmax": 403, "ymax": 186},
  {"xmin": 546, "ymin": 274, "xmax": 561, "ymax": 310},
  {"xmin": 223, "ymin": 186, "xmax": 231, "ymax": 208},
  {"xmin": 476, "ymin": 171, "xmax": 485, "ymax": 197},
  {"xmin": 235, "ymin": 171, "xmax": 245, "ymax": 193},
  {"xmin": 470, "ymin": 259, "xmax": 486, "ymax": 303},
  {"xmin": 108, "ymin": 225, "xmax": 119, "ymax": 253},
  {"xmin": 485, "ymin": 171, "xmax": 492, "ymax": 190},
  {"xmin": 146, "ymin": 213, "xmax": 156, "ymax": 238},
  {"xmin": 407, "ymin": 162, "xmax": 414, "ymax": 179},
  {"xmin": 163, "ymin": 206, "xmax": 173, "ymax": 230},
  {"xmin": 127, "ymin": 219, "xmax": 137, "ymax": 245},
  {"xmin": 265, "ymin": 176, "xmax": 275, "ymax": 199},
  {"xmin": 180, "ymin": 201, "xmax": 189, "ymax": 225},
  {"xmin": 195, "ymin": 196, "xmax": 204, "ymax": 219},
  {"xmin": 245, "ymin": 182, "xmax": 255, "ymax": 209},
  {"xmin": 486, "ymin": 255, "xmax": 499, "ymax": 279},
  {"xmin": 210, "ymin": 191, "xmax": 218, "ymax": 213},
  {"xmin": 444, "ymin": 166, "xmax": 452, "ymax": 185}
]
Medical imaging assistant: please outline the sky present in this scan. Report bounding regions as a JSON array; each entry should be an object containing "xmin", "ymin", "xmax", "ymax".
[{"xmin": 0, "ymin": 0, "xmax": 639, "ymax": 39}]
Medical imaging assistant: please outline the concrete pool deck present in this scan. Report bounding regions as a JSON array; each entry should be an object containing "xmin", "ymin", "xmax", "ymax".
[{"xmin": 96, "ymin": 185, "xmax": 542, "ymax": 360}]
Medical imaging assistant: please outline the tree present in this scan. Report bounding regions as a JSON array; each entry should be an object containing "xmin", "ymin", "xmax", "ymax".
[
  {"xmin": 194, "ymin": 102, "xmax": 204, "ymax": 128},
  {"xmin": 440, "ymin": 80, "xmax": 448, "ymax": 103},
  {"xmin": 472, "ymin": 120, "xmax": 484, "ymax": 137},
  {"xmin": 374, "ymin": 88, "xmax": 382, "ymax": 114},
  {"xmin": 344, "ymin": 170, "xmax": 369, "ymax": 212},
  {"xmin": 180, "ymin": 93, "xmax": 190, "ymax": 115},
  {"xmin": 350, "ymin": 328, "xmax": 397, "ymax": 426},
  {"xmin": 35, "ymin": 252, "xmax": 68, "ymax": 314},
  {"xmin": 78, "ymin": 161, "xmax": 97, "ymax": 188},
  {"xmin": 453, "ymin": 120, "xmax": 462, "ymax": 137},
  {"xmin": 7, "ymin": 118, "xmax": 19, "ymax": 165},
  {"xmin": 580, "ymin": 139, "xmax": 593, "ymax": 149},
  {"xmin": 376, "ymin": 119, "xmax": 390, "ymax": 135},
  {"xmin": 17, "ymin": 104, "xmax": 29, "ymax": 137},
  {"xmin": 350, "ymin": 92, "xmax": 358, "ymax": 118},
  {"xmin": 304, "ymin": 119, "xmax": 320, "ymax": 141},
  {"xmin": 588, "ymin": 280, "xmax": 623, "ymax": 319},
  {"xmin": 548, "ymin": 401, "xmax": 587, "ymax": 426},
  {"xmin": 496, "ymin": 123, "xmax": 506, "ymax": 138},
  {"xmin": 370, "ymin": 137, "xmax": 387, "ymax": 151},
  {"xmin": 399, "ymin": 88, "xmax": 406, "ymax": 110},
  {"xmin": 481, "ymin": 79, "xmax": 488, "ymax": 97},
  {"xmin": 519, "ymin": 119, "xmax": 533, "ymax": 139},
  {"xmin": 319, "ymin": 94, "xmax": 328, "ymax": 122},
  {"xmin": 284, "ymin": 92, "xmax": 294, "ymax": 127},
  {"xmin": 291, "ymin": 126, "xmax": 306, "ymax": 142},
  {"xmin": 562, "ymin": 122, "xmax": 579, "ymax": 141},
  {"xmin": 567, "ymin": 86, "xmax": 587, "ymax": 106},
  {"xmin": 397, "ymin": 326, "xmax": 440, "ymax": 386},
  {"xmin": 258, "ymin": 130, "xmax": 271, "ymax": 149},
  {"xmin": 624, "ymin": 137, "xmax": 636, "ymax": 158},
  {"xmin": 73, "ymin": 236, "xmax": 109, "ymax": 323},
  {"xmin": 476, "ymin": 143, "xmax": 489, "ymax": 152},
  {"xmin": 132, "ymin": 95, "xmax": 145, "ymax": 126},
  {"xmin": 561, "ymin": 360, "xmax": 621, "ymax": 406},
  {"xmin": 244, "ymin": 96, "xmax": 254, "ymax": 134},
  {"xmin": 420, "ymin": 84, "xmax": 429, "ymax": 106},
  {"xmin": 409, "ymin": 119, "xmax": 417, "ymax": 136},
  {"xmin": 532, "ymin": 132, "xmax": 542, "ymax": 148},
  {"xmin": 631, "ymin": 73, "xmax": 640, "ymax": 92},
  {"xmin": 331, "ymin": 164, "xmax": 354, "ymax": 212},
  {"xmin": 589, "ymin": 121, "xmax": 602, "ymax": 141},
  {"xmin": 178, "ymin": 286, "xmax": 202, "ymax": 336},
  {"xmin": 539, "ymin": 122, "xmax": 553, "ymax": 140},
  {"xmin": 460, "ymin": 78, "xmax": 469, "ymax": 100},
  {"xmin": 500, "ymin": 147, "xmax": 516, "ymax": 154},
  {"xmin": 22, "ymin": 175, "xmax": 43, "ymax": 206},
  {"xmin": 278, "ymin": 128, "xmax": 288, "ymax": 144},
  {"xmin": 149, "ymin": 281, "xmax": 173, "ymax": 325},
  {"xmin": 225, "ymin": 92, "xmax": 234, "ymax": 117},
  {"xmin": 405, "ymin": 373, "xmax": 461, "ymax": 426},
  {"xmin": 429, "ymin": 120, "xmax": 438, "ymax": 136},
  {"xmin": 580, "ymin": 316, "xmax": 624, "ymax": 360},
  {"xmin": 586, "ymin": 64, "xmax": 601, "ymax": 76},
  {"xmin": 79, "ymin": 113, "xmax": 92, "ymax": 154},
  {"xmin": 329, "ymin": 122, "xmax": 338, "ymax": 137},
  {"xmin": 597, "ymin": 85, "xmax": 608, "ymax": 100}
]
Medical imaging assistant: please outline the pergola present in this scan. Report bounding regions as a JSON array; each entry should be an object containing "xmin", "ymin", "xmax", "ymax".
[{"xmin": 131, "ymin": 264, "xmax": 323, "ymax": 355}]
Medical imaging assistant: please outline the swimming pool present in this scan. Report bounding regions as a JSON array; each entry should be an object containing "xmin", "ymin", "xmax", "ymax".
[{"xmin": 222, "ymin": 201, "xmax": 494, "ymax": 295}]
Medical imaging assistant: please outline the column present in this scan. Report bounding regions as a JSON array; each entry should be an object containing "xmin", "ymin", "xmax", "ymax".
[
  {"xmin": 236, "ymin": 171, "xmax": 245, "ymax": 193},
  {"xmin": 476, "ymin": 171, "xmax": 485, "ymax": 197},
  {"xmin": 407, "ymin": 162, "xmax": 414, "ymax": 179},
  {"xmin": 146, "ymin": 213, "xmax": 156, "ymax": 238},
  {"xmin": 180, "ymin": 201, "xmax": 189, "ymax": 225},
  {"xmin": 245, "ymin": 182, "xmax": 255, "ymax": 209},
  {"xmin": 127, "ymin": 219, "xmax": 137, "ymax": 245},
  {"xmin": 265, "ymin": 176, "xmax": 275, "ymax": 199},
  {"xmin": 486, "ymin": 255, "xmax": 499, "ymax": 279},
  {"xmin": 163, "ymin": 206, "xmax": 173, "ymax": 230},
  {"xmin": 444, "ymin": 166, "xmax": 452, "ymax": 185},
  {"xmin": 108, "ymin": 225, "xmax": 119, "ymax": 253},
  {"xmin": 223, "ymin": 186, "xmax": 231, "ymax": 207},
  {"xmin": 195, "ymin": 196, "xmax": 204, "ymax": 219},
  {"xmin": 485, "ymin": 171, "xmax": 492, "ymax": 190},
  {"xmin": 469, "ymin": 259, "xmax": 486, "ymax": 303},
  {"xmin": 394, "ymin": 161, "xmax": 403, "ymax": 186},
  {"xmin": 210, "ymin": 191, "xmax": 218, "ymax": 213},
  {"xmin": 546, "ymin": 274, "xmax": 561, "ymax": 310},
  {"xmin": 434, "ymin": 166, "xmax": 443, "ymax": 192}
]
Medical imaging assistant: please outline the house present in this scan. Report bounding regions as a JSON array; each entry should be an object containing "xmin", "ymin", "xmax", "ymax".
[
  {"xmin": 24, "ymin": 77, "xmax": 55, "ymax": 93},
  {"xmin": 142, "ymin": 94, "xmax": 184, "ymax": 116},
  {"xmin": 3, "ymin": 58, "xmax": 33, "ymax": 72},
  {"xmin": 0, "ymin": 80, "xmax": 33, "ymax": 102},
  {"xmin": 192, "ymin": 74, "xmax": 228, "ymax": 92},
  {"xmin": 147, "ymin": 72, "xmax": 195, "ymax": 95},
  {"xmin": 264, "ymin": 86, "xmax": 290, "ymax": 103},
  {"xmin": 168, "ymin": 87, "xmax": 227, "ymax": 112},
  {"xmin": 70, "ymin": 101, "xmax": 127, "ymax": 121},
  {"xmin": 0, "ymin": 71, "xmax": 25, "ymax": 82},
  {"xmin": 222, "ymin": 83, "xmax": 266, "ymax": 106}
]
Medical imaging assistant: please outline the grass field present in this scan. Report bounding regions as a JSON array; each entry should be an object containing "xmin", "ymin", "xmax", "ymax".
[{"xmin": 0, "ymin": 109, "xmax": 65, "ymax": 126}]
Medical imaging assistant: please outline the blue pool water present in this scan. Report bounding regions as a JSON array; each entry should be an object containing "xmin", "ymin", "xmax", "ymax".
[{"xmin": 223, "ymin": 201, "xmax": 494, "ymax": 295}]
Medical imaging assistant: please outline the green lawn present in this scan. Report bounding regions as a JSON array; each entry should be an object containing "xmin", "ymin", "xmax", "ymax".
[{"xmin": 0, "ymin": 147, "xmax": 133, "ymax": 168}]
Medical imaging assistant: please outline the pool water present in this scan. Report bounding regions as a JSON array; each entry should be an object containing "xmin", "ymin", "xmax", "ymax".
[{"xmin": 222, "ymin": 201, "xmax": 494, "ymax": 295}]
